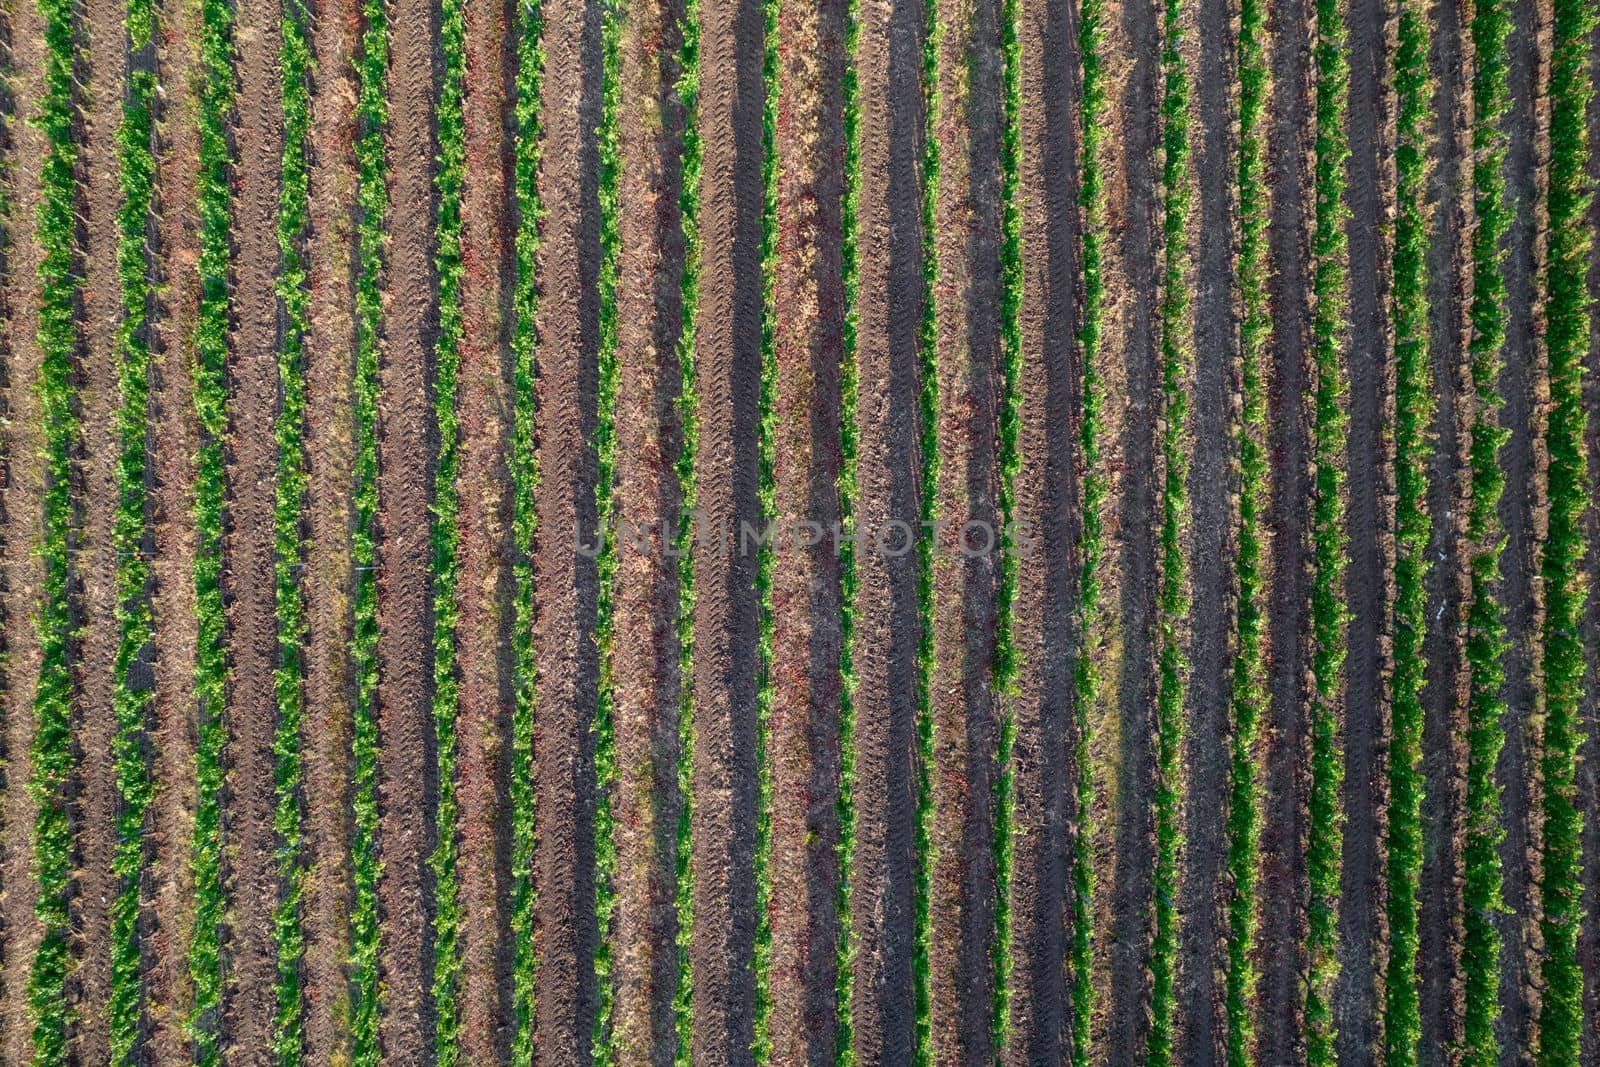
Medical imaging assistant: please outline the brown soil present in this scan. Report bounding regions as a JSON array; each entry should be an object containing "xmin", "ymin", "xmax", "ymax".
[
  {"xmin": 1257, "ymin": 0, "xmax": 1316, "ymax": 1057},
  {"xmin": 375, "ymin": 0, "xmax": 442, "ymax": 1056},
  {"xmin": 765, "ymin": 0, "xmax": 843, "ymax": 1060},
  {"xmin": 1102, "ymin": 0, "xmax": 1162, "ymax": 1056},
  {"xmin": 1173, "ymin": 0, "xmax": 1240, "ymax": 1058},
  {"xmin": 1334, "ymin": 0, "xmax": 1398, "ymax": 1058},
  {"xmin": 221, "ymin": 0, "xmax": 287, "ymax": 1054},
  {"xmin": 687, "ymin": 0, "xmax": 765, "ymax": 1061},
  {"xmin": 1495, "ymin": 0, "xmax": 1551, "ymax": 1058},
  {"xmin": 532, "ymin": 0, "xmax": 603, "ymax": 1060},
  {"xmin": 452, "ymin": 0, "xmax": 519, "ymax": 1061},
  {"xmin": 844, "ymin": 0, "xmax": 925, "ymax": 1059},
  {"xmin": 927, "ymin": 0, "xmax": 1003, "ymax": 1061},
  {"xmin": 301, "ymin": 0, "xmax": 362, "ymax": 1056},
  {"xmin": 1001, "ymin": 0, "xmax": 1077, "ymax": 1058},
  {"xmin": 1419, "ymin": 0, "xmax": 1474, "ymax": 1058},
  {"xmin": 0, "ymin": 0, "xmax": 48, "ymax": 1057}
]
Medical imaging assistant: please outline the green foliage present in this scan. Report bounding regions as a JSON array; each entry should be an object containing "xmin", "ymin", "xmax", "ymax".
[
  {"xmin": 1148, "ymin": 0, "xmax": 1191, "ymax": 1057},
  {"xmin": 673, "ymin": 3, "xmax": 701, "ymax": 1059},
  {"xmin": 1224, "ymin": 0, "xmax": 1269, "ymax": 1058},
  {"xmin": 1463, "ymin": 0, "xmax": 1511, "ymax": 1059},
  {"xmin": 1535, "ymin": 1, "xmax": 1595, "ymax": 1061},
  {"xmin": 110, "ymin": 0, "xmax": 161, "ymax": 1059},
  {"xmin": 1069, "ymin": 0, "xmax": 1107, "ymax": 1059},
  {"xmin": 1382, "ymin": 1, "xmax": 1434, "ymax": 1061},
  {"xmin": 350, "ymin": 0, "xmax": 392, "ymax": 1058},
  {"xmin": 510, "ymin": 2, "xmax": 545, "ymax": 1061},
  {"xmin": 427, "ymin": 0, "xmax": 468, "ymax": 1058},
  {"xmin": 187, "ymin": 0, "xmax": 236, "ymax": 1059}
]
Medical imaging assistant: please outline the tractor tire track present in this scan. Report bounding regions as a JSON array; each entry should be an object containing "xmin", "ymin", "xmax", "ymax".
[
  {"xmin": 1001, "ymin": 0, "xmax": 1077, "ymax": 1057},
  {"xmin": 1172, "ymin": 0, "xmax": 1236, "ymax": 1056},
  {"xmin": 845, "ymin": 0, "xmax": 926, "ymax": 1059},
  {"xmin": 1419, "ymin": 0, "xmax": 1474, "ymax": 1057},
  {"xmin": 927, "ymin": 0, "xmax": 1003, "ymax": 1059},
  {"xmin": 375, "ymin": 0, "xmax": 441, "ymax": 1054},
  {"xmin": 453, "ymin": 0, "xmax": 518, "ymax": 1057},
  {"xmin": 1494, "ymin": 0, "xmax": 1549, "ymax": 1056},
  {"xmin": 611, "ymin": 0, "xmax": 687, "ymax": 1059},
  {"xmin": 301, "ymin": 0, "xmax": 362, "ymax": 1055},
  {"xmin": 1102, "ymin": 0, "xmax": 1161, "ymax": 1057},
  {"xmin": 532, "ymin": 0, "xmax": 603, "ymax": 1057},
  {"xmin": 1335, "ymin": 0, "xmax": 1397, "ymax": 1057},
  {"xmin": 1579, "ymin": 20, "xmax": 1600, "ymax": 1063},
  {"xmin": 1257, "ymin": 0, "xmax": 1316, "ymax": 1056},
  {"xmin": 0, "ymin": 1, "xmax": 47, "ymax": 1058},
  {"xmin": 145, "ymin": 0, "xmax": 205, "ymax": 1056},
  {"xmin": 767, "ymin": 0, "xmax": 844, "ymax": 1058},
  {"xmin": 687, "ymin": 0, "xmax": 764, "ymax": 1059}
]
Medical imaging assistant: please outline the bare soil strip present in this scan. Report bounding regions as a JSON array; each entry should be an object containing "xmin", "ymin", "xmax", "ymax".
[
  {"xmin": 1002, "ymin": 0, "xmax": 1077, "ymax": 1058},
  {"xmin": 374, "ymin": 0, "xmax": 441, "ymax": 1054},
  {"xmin": 1258, "ymin": 0, "xmax": 1316, "ymax": 1056},
  {"xmin": 221, "ymin": 0, "xmax": 285, "ymax": 1052},
  {"xmin": 453, "ymin": 0, "xmax": 518, "ymax": 1058},
  {"xmin": 68, "ymin": 0, "xmax": 131, "ymax": 1057},
  {"xmin": 1335, "ymin": 0, "xmax": 1397, "ymax": 1057},
  {"xmin": 532, "ymin": 0, "xmax": 602, "ymax": 1058},
  {"xmin": 845, "ymin": 0, "xmax": 925, "ymax": 1059},
  {"xmin": 0, "ymin": 0, "xmax": 48, "ymax": 1057},
  {"xmin": 927, "ymin": 0, "xmax": 1003, "ymax": 1059},
  {"xmin": 1173, "ymin": 0, "xmax": 1237, "ymax": 1057},
  {"xmin": 1418, "ymin": 0, "xmax": 1474, "ymax": 1057},
  {"xmin": 144, "ymin": 0, "xmax": 204, "ymax": 1056},
  {"xmin": 1102, "ymin": 0, "xmax": 1161, "ymax": 1057},
  {"xmin": 611, "ymin": 1, "xmax": 687, "ymax": 1059},
  {"xmin": 301, "ymin": 0, "xmax": 362, "ymax": 1056},
  {"xmin": 686, "ymin": 0, "xmax": 765, "ymax": 1060},
  {"xmin": 766, "ymin": 0, "xmax": 844, "ymax": 1059},
  {"xmin": 1495, "ymin": 0, "xmax": 1550, "ymax": 1053}
]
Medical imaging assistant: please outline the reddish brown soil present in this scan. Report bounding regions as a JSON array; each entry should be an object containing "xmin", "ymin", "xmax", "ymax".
[
  {"xmin": 1257, "ymin": 0, "xmax": 1316, "ymax": 1057},
  {"xmin": 927, "ymin": 0, "xmax": 1002, "ymax": 1061},
  {"xmin": 845, "ymin": 0, "xmax": 925, "ymax": 1060},
  {"xmin": 221, "ymin": 0, "xmax": 287, "ymax": 1054},
  {"xmin": 1334, "ymin": 0, "xmax": 1398, "ymax": 1058},
  {"xmin": 301, "ymin": 0, "xmax": 362, "ymax": 1057},
  {"xmin": 0, "ymin": 0, "xmax": 48, "ymax": 1058},
  {"xmin": 687, "ymin": 0, "xmax": 765, "ymax": 1061},
  {"xmin": 1172, "ymin": 0, "xmax": 1239, "ymax": 1057},
  {"xmin": 1001, "ymin": 0, "xmax": 1077, "ymax": 1059},
  {"xmin": 375, "ymin": 0, "xmax": 443, "ymax": 1055},
  {"xmin": 1419, "ymin": 0, "xmax": 1474, "ymax": 1058},
  {"xmin": 612, "ymin": 0, "xmax": 689, "ymax": 1061},
  {"xmin": 453, "ymin": 0, "xmax": 519, "ymax": 1058},
  {"xmin": 144, "ymin": 0, "xmax": 204, "ymax": 1056},
  {"xmin": 1103, "ymin": 0, "xmax": 1162, "ymax": 1056},
  {"xmin": 765, "ymin": 0, "xmax": 844, "ymax": 1061},
  {"xmin": 532, "ymin": 0, "xmax": 603, "ymax": 1060}
]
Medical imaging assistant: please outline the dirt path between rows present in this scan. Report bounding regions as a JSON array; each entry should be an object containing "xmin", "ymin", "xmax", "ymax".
[
  {"xmin": 1418, "ymin": 0, "xmax": 1474, "ymax": 1058},
  {"xmin": 1001, "ymin": 0, "xmax": 1077, "ymax": 1057},
  {"xmin": 927, "ymin": 0, "xmax": 1003, "ymax": 1059},
  {"xmin": 375, "ymin": 0, "xmax": 442, "ymax": 1054},
  {"xmin": 301, "ymin": 0, "xmax": 362, "ymax": 1056},
  {"xmin": 1257, "ymin": 0, "xmax": 1316, "ymax": 1057},
  {"xmin": 1495, "ymin": 0, "xmax": 1550, "ymax": 1057},
  {"xmin": 766, "ymin": 0, "xmax": 842, "ymax": 1059},
  {"xmin": 845, "ymin": 0, "xmax": 925, "ymax": 1059},
  {"xmin": 1335, "ymin": 0, "xmax": 1397, "ymax": 1058},
  {"xmin": 532, "ymin": 0, "xmax": 603, "ymax": 1059},
  {"xmin": 1172, "ymin": 0, "xmax": 1237, "ymax": 1057},
  {"xmin": 222, "ymin": 0, "xmax": 287, "ymax": 1054},
  {"xmin": 0, "ymin": 0, "xmax": 48, "ymax": 1057}
]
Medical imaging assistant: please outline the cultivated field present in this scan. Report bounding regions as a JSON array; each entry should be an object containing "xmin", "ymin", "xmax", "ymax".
[{"xmin": 0, "ymin": 0, "xmax": 1597, "ymax": 1063}]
